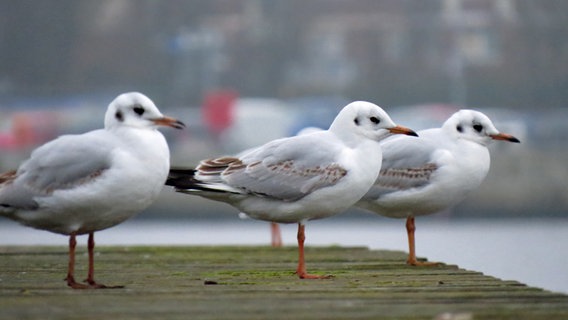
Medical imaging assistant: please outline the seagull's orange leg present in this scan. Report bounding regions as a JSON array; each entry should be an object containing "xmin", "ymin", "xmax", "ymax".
[
  {"xmin": 271, "ymin": 222, "xmax": 283, "ymax": 247},
  {"xmin": 85, "ymin": 232, "xmax": 97, "ymax": 285},
  {"xmin": 406, "ymin": 216, "xmax": 440, "ymax": 266},
  {"xmin": 84, "ymin": 232, "xmax": 123, "ymax": 289},
  {"xmin": 66, "ymin": 234, "xmax": 89, "ymax": 289},
  {"xmin": 295, "ymin": 223, "xmax": 332, "ymax": 279}
]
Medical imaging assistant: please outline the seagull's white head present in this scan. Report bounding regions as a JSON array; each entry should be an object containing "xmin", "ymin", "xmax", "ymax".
[
  {"xmin": 443, "ymin": 109, "xmax": 520, "ymax": 146},
  {"xmin": 329, "ymin": 101, "xmax": 417, "ymax": 143},
  {"xmin": 104, "ymin": 92, "xmax": 185, "ymax": 131}
]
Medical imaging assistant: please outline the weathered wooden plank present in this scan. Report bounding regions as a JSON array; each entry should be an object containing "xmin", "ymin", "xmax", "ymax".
[{"xmin": 1, "ymin": 245, "xmax": 567, "ymax": 320}]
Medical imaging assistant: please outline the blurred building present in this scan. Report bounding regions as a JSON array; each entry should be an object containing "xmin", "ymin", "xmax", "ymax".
[
  {"xmin": 0, "ymin": 0, "xmax": 566, "ymax": 109},
  {"xmin": 0, "ymin": 0, "xmax": 567, "ymax": 218}
]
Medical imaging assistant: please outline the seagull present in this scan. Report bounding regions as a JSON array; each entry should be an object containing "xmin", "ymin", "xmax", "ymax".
[
  {"xmin": 0, "ymin": 92, "xmax": 185, "ymax": 289},
  {"xmin": 268, "ymin": 127, "xmax": 329, "ymax": 247},
  {"xmin": 356, "ymin": 109, "xmax": 520, "ymax": 266},
  {"xmin": 166, "ymin": 101, "xmax": 417, "ymax": 279},
  {"xmin": 239, "ymin": 126, "xmax": 326, "ymax": 248}
]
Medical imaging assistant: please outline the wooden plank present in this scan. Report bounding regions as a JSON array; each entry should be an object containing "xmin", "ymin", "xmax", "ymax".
[{"xmin": 1, "ymin": 245, "xmax": 567, "ymax": 319}]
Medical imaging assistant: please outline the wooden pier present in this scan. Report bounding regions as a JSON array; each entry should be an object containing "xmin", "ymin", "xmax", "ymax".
[{"xmin": 1, "ymin": 245, "xmax": 567, "ymax": 319}]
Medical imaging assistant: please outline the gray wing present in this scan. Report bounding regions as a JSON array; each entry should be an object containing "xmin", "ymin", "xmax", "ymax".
[
  {"xmin": 0, "ymin": 131, "xmax": 113, "ymax": 210},
  {"xmin": 199, "ymin": 133, "xmax": 348, "ymax": 201},
  {"xmin": 363, "ymin": 133, "xmax": 443, "ymax": 200}
]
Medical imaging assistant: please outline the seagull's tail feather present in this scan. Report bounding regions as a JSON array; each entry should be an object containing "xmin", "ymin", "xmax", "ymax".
[
  {"xmin": 166, "ymin": 168, "xmax": 200, "ymax": 189},
  {"xmin": 166, "ymin": 167, "xmax": 242, "ymax": 195},
  {"xmin": 0, "ymin": 170, "xmax": 39, "ymax": 214},
  {"xmin": 0, "ymin": 170, "xmax": 17, "ymax": 185}
]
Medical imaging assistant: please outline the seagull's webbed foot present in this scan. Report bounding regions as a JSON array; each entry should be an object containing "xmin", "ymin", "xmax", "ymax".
[
  {"xmin": 66, "ymin": 276, "xmax": 90, "ymax": 289},
  {"xmin": 65, "ymin": 276, "xmax": 124, "ymax": 289},
  {"xmin": 407, "ymin": 257, "xmax": 442, "ymax": 267}
]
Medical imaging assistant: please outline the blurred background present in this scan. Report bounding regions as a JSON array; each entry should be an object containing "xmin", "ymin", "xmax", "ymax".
[
  {"xmin": 0, "ymin": 0, "xmax": 566, "ymax": 219},
  {"xmin": 1, "ymin": 0, "xmax": 568, "ymax": 292}
]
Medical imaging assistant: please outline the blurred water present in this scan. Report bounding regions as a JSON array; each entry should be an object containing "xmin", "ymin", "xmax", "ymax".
[{"xmin": 1, "ymin": 216, "xmax": 566, "ymax": 294}]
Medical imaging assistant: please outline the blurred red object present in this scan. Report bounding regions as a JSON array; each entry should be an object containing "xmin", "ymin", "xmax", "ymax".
[
  {"xmin": 0, "ymin": 112, "xmax": 58, "ymax": 151},
  {"xmin": 202, "ymin": 89, "xmax": 238, "ymax": 136}
]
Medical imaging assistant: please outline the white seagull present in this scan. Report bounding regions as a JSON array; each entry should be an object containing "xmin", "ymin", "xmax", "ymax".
[
  {"xmin": 240, "ymin": 126, "xmax": 327, "ymax": 248},
  {"xmin": 356, "ymin": 109, "xmax": 520, "ymax": 266},
  {"xmin": 166, "ymin": 101, "xmax": 417, "ymax": 279},
  {"xmin": 0, "ymin": 92, "xmax": 184, "ymax": 289}
]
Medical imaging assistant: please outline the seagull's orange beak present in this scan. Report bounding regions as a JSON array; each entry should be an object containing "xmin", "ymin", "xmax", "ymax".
[
  {"xmin": 490, "ymin": 133, "xmax": 520, "ymax": 143},
  {"xmin": 152, "ymin": 116, "xmax": 186, "ymax": 130},
  {"xmin": 388, "ymin": 125, "xmax": 418, "ymax": 137}
]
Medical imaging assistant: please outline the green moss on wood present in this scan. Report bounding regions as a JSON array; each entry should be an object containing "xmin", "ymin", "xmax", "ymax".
[{"xmin": 0, "ymin": 245, "xmax": 567, "ymax": 320}]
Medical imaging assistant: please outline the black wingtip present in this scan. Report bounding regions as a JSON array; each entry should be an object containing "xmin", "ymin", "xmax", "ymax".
[{"xmin": 165, "ymin": 167, "xmax": 198, "ymax": 187}]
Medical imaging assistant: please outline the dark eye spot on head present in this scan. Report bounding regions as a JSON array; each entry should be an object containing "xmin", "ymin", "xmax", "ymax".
[
  {"xmin": 473, "ymin": 124, "xmax": 483, "ymax": 132},
  {"xmin": 456, "ymin": 125, "xmax": 463, "ymax": 133},
  {"xmin": 115, "ymin": 111, "xmax": 124, "ymax": 122},
  {"xmin": 370, "ymin": 116, "xmax": 380, "ymax": 124},
  {"xmin": 354, "ymin": 117, "xmax": 360, "ymax": 125},
  {"xmin": 133, "ymin": 105, "xmax": 145, "ymax": 116}
]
